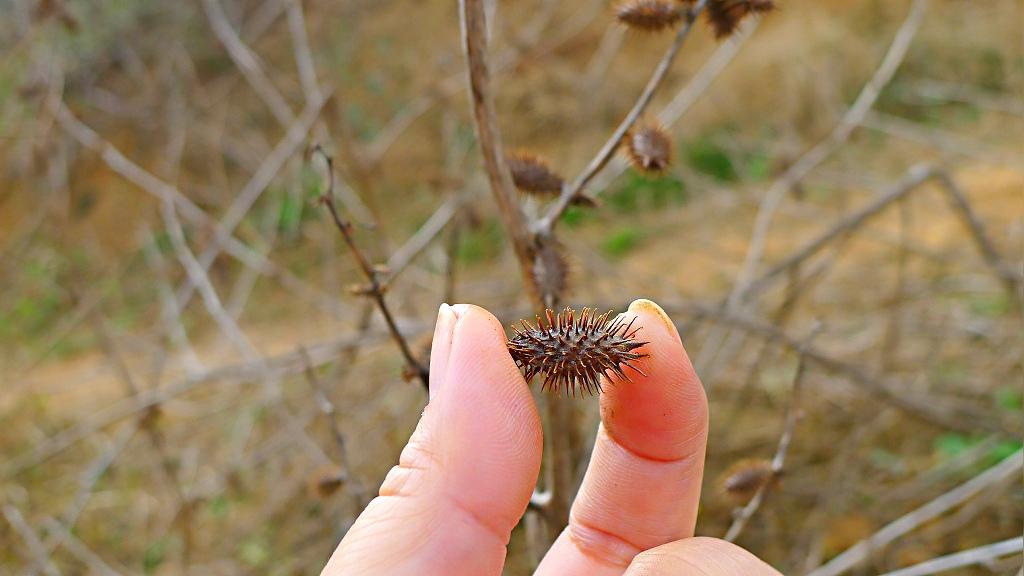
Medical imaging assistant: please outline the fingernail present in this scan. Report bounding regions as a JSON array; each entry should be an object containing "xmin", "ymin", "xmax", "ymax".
[
  {"xmin": 429, "ymin": 303, "xmax": 457, "ymax": 401},
  {"xmin": 628, "ymin": 298, "xmax": 681, "ymax": 342}
]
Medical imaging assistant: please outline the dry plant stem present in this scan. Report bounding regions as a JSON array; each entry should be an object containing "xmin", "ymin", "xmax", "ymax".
[
  {"xmin": 460, "ymin": 0, "xmax": 575, "ymax": 534},
  {"xmin": 315, "ymin": 149, "xmax": 429, "ymax": 389},
  {"xmin": 586, "ymin": 16, "xmax": 760, "ymax": 195},
  {"xmin": 880, "ymin": 198, "xmax": 911, "ymax": 371},
  {"xmin": 3, "ymin": 505, "xmax": 60, "ymax": 576},
  {"xmin": 160, "ymin": 200, "xmax": 261, "ymax": 363},
  {"xmin": 202, "ymin": 0, "xmax": 296, "ymax": 126},
  {"xmin": 365, "ymin": 0, "xmax": 599, "ymax": 165},
  {"xmin": 724, "ymin": 338, "xmax": 812, "ymax": 542},
  {"xmin": 537, "ymin": 0, "xmax": 710, "ymax": 234},
  {"xmin": 666, "ymin": 302, "xmax": 1021, "ymax": 437},
  {"xmin": 39, "ymin": 517, "xmax": 124, "ymax": 576},
  {"xmin": 459, "ymin": 0, "xmax": 543, "ymax": 308},
  {"xmin": 877, "ymin": 538, "xmax": 1023, "ymax": 576},
  {"xmin": 29, "ymin": 425, "xmax": 135, "ymax": 576},
  {"xmin": 933, "ymin": 171, "xmax": 1022, "ymax": 294},
  {"xmin": 741, "ymin": 165, "xmax": 1021, "ymax": 301},
  {"xmin": 727, "ymin": 0, "xmax": 928, "ymax": 308},
  {"xmin": 806, "ymin": 449, "xmax": 1023, "ymax": 576},
  {"xmin": 299, "ymin": 348, "xmax": 369, "ymax": 509},
  {"xmin": 862, "ymin": 111, "xmax": 1024, "ymax": 170},
  {"xmin": 4, "ymin": 327, "xmax": 407, "ymax": 476},
  {"xmin": 176, "ymin": 91, "xmax": 329, "ymax": 309},
  {"xmin": 286, "ymin": 0, "xmax": 324, "ymax": 104},
  {"xmin": 55, "ymin": 103, "xmax": 346, "ymax": 319}
]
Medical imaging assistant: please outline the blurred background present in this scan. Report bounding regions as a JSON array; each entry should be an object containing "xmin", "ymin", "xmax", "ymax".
[{"xmin": 1, "ymin": 0, "xmax": 1022, "ymax": 574}]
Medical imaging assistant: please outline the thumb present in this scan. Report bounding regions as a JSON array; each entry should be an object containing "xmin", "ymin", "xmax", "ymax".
[{"xmin": 322, "ymin": 304, "xmax": 543, "ymax": 576}]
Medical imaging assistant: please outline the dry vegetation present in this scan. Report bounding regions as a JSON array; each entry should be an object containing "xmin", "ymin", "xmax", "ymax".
[{"xmin": 1, "ymin": 0, "xmax": 1022, "ymax": 574}]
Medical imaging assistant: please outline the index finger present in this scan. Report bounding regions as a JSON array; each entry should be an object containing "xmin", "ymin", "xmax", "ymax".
[{"xmin": 536, "ymin": 299, "xmax": 709, "ymax": 576}]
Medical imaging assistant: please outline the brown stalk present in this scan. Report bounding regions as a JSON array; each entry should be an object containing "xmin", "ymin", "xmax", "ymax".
[
  {"xmin": 313, "ymin": 147, "xmax": 430, "ymax": 390},
  {"xmin": 459, "ymin": 0, "xmax": 544, "ymax": 309},
  {"xmin": 536, "ymin": 0, "xmax": 710, "ymax": 235}
]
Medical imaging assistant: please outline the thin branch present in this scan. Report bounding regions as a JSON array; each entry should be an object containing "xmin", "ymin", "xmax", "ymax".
[
  {"xmin": 724, "ymin": 333, "xmax": 814, "ymax": 542},
  {"xmin": 4, "ymin": 327, "xmax": 407, "ymax": 476},
  {"xmin": 805, "ymin": 449, "xmax": 1023, "ymax": 576},
  {"xmin": 160, "ymin": 200, "xmax": 261, "ymax": 363},
  {"xmin": 313, "ymin": 147, "xmax": 430, "ymax": 389},
  {"xmin": 727, "ymin": 0, "xmax": 928, "ymax": 308},
  {"xmin": 459, "ymin": 0, "xmax": 543, "ymax": 307},
  {"xmin": 933, "ymin": 170, "xmax": 1022, "ymax": 294},
  {"xmin": 586, "ymin": 16, "xmax": 761, "ymax": 196},
  {"xmin": 299, "ymin": 349, "xmax": 369, "ymax": 509},
  {"xmin": 879, "ymin": 537, "xmax": 1023, "ymax": 576},
  {"xmin": 3, "ymin": 505, "xmax": 61, "ymax": 576},
  {"xmin": 202, "ymin": 0, "xmax": 296, "ymax": 126},
  {"xmin": 40, "ymin": 517, "xmax": 124, "ymax": 576},
  {"xmin": 664, "ymin": 302, "xmax": 1022, "ymax": 437},
  {"xmin": 176, "ymin": 91, "xmax": 329, "ymax": 309},
  {"xmin": 286, "ymin": 0, "xmax": 323, "ymax": 104},
  {"xmin": 54, "ymin": 102, "xmax": 346, "ymax": 319},
  {"xmin": 537, "ymin": 0, "xmax": 710, "ymax": 233},
  {"xmin": 738, "ymin": 164, "xmax": 1020, "ymax": 302}
]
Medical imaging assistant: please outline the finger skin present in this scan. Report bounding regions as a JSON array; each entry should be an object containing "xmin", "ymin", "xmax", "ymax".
[
  {"xmin": 322, "ymin": 304, "xmax": 543, "ymax": 575},
  {"xmin": 536, "ymin": 299, "xmax": 709, "ymax": 576},
  {"xmin": 624, "ymin": 537, "xmax": 783, "ymax": 576}
]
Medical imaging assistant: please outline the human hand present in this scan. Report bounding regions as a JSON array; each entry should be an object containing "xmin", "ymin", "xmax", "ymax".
[{"xmin": 322, "ymin": 299, "xmax": 782, "ymax": 575}]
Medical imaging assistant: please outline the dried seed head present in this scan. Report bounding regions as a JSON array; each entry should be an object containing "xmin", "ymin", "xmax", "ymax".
[
  {"xmin": 718, "ymin": 458, "xmax": 776, "ymax": 502},
  {"xmin": 507, "ymin": 307, "xmax": 648, "ymax": 397},
  {"xmin": 625, "ymin": 122, "xmax": 673, "ymax": 173},
  {"xmin": 706, "ymin": 0, "xmax": 775, "ymax": 38},
  {"xmin": 532, "ymin": 240, "xmax": 570, "ymax": 304},
  {"xmin": 616, "ymin": 0, "xmax": 684, "ymax": 32},
  {"xmin": 507, "ymin": 151, "xmax": 564, "ymax": 195},
  {"xmin": 308, "ymin": 464, "xmax": 346, "ymax": 498}
]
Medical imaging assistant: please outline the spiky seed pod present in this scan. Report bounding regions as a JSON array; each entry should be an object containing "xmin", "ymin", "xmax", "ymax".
[
  {"xmin": 507, "ymin": 307, "xmax": 648, "ymax": 397},
  {"xmin": 616, "ymin": 0, "xmax": 684, "ymax": 32},
  {"xmin": 625, "ymin": 122, "xmax": 673, "ymax": 173},
  {"xmin": 532, "ymin": 240, "xmax": 570, "ymax": 305},
  {"xmin": 718, "ymin": 458, "xmax": 776, "ymax": 503},
  {"xmin": 706, "ymin": 0, "xmax": 775, "ymax": 38},
  {"xmin": 507, "ymin": 151, "xmax": 564, "ymax": 195}
]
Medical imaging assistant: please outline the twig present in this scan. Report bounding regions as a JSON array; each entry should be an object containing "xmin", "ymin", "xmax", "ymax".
[
  {"xmin": 286, "ymin": 0, "xmax": 323, "ymax": 104},
  {"xmin": 140, "ymin": 230, "xmax": 204, "ymax": 374},
  {"xmin": 28, "ymin": 425, "xmax": 136, "ymax": 576},
  {"xmin": 39, "ymin": 517, "xmax": 124, "ymax": 576},
  {"xmin": 585, "ymin": 16, "xmax": 761, "ymax": 195},
  {"xmin": 159, "ymin": 200, "xmax": 261, "ymax": 363},
  {"xmin": 4, "ymin": 326, "xmax": 409, "ymax": 476},
  {"xmin": 382, "ymin": 195, "xmax": 463, "ymax": 287},
  {"xmin": 664, "ymin": 302, "xmax": 1022, "ymax": 437},
  {"xmin": 4, "ymin": 504, "xmax": 61, "ymax": 576},
  {"xmin": 202, "ymin": 0, "xmax": 295, "ymax": 126},
  {"xmin": 54, "ymin": 102, "xmax": 346, "ymax": 318},
  {"xmin": 805, "ymin": 449, "xmax": 1023, "ymax": 576},
  {"xmin": 727, "ymin": 0, "xmax": 928, "ymax": 308},
  {"xmin": 176, "ymin": 91, "xmax": 329, "ymax": 309},
  {"xmin": 299, "ymin": 349, "xmax": 369, "ymax": 509},
  {"xmin": 933, "ymin": 170, "xmax": 1022, "ymax": 294},
  {"xmin": 724, "ymin": 333, "xmax": 814, "ymax": 542},
  {"xmin": 861, "ymin": 111, "xmax": 1024, "ymax": 170},
  {"xmin": 536, "ymin": 0, "xmax": 711, "ymax": 233},
  {"xmin": 879, "ymin": 537, "xmax": 1023, "ymax": 576},
  {"xmin": 312, "ymin": 147, "xmax": 429, "ymax": 389},
  {"xmin": 459, "ymin": 0, "xmax": 544, "ymax": 307},
  {"xmin": 899, "ymin": 78, "xmax": 1024, "ymax": 117},
  {"xmin": 738, "ymin": 165, "xmax": 1020, "ymax": 302}
]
